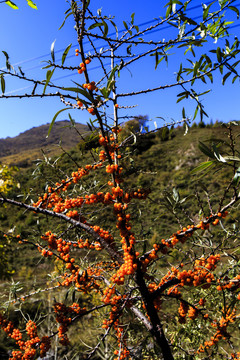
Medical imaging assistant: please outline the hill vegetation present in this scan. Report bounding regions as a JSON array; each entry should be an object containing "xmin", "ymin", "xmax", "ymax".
[
  {"xmin": 0, "ymin": 120, "xmax": 89, "ymax": 167},
  {"xmin": 1, "ymin": 120, "xmax": 238, "ymax": 260},
  {"xmin": 1, "ymin": 120, "xmax": 240, "ymax": 358}
]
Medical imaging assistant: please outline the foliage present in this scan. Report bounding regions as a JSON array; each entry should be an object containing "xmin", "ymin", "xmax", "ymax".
[
  {"xmin": 0, "ymin": 164, "xmax": 18, "ymax": 194},
  {"xmin": 2, "ymin": 0, "xmax": 37, "ymax": 10},
  {"xmin": 0, "ymin": 1, "xmax": 240, "ymax": 360}
]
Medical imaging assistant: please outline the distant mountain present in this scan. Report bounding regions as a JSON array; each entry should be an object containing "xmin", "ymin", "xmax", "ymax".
[{"xmin": 0, "ymin": 120, "xmax": 90, "ymax": 167}]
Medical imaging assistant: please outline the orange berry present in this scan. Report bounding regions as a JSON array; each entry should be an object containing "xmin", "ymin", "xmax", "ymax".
[
  {"xmin": 88, "ymin": 108, "xmax": 95, "ymax": 115},
  {"xmin": 222, "ymin": 211, "xmax": 228, "ymax": 218}
]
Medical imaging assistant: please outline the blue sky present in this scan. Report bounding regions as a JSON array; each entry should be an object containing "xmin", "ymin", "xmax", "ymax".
[{"xmin": 0, "ymin": 0, "xmax": 240, "ymax": 139}]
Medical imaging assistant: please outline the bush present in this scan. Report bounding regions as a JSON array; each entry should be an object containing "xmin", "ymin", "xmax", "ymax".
[{"xmin": 0, "ymin": 1, "xmax": 240, "ymax": 359}]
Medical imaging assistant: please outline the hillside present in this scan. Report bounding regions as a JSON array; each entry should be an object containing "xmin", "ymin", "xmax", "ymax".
[
  {"xmin": 0, "ymin": 122, "xmax": 240, "ymax": 358},
  {"xmin": 0, "ymin": 120, "xmax": 90, "ymax": 167},
  {"xmin": 0, "ymin": 122, "xmax": 239, "ymax": 291},
  {"xmin": 1, "ymin": 122, "xmax": 238, "ymax": 240}
]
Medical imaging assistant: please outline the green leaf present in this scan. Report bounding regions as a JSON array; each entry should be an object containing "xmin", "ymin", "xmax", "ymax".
[
  {"xmin": 176, "ymin": 95, "xmax": 187, "ymax": 103},
  {"xmin": 191, "ymin": 161, "xmax": 214, "ymax": 175},
  {"xmin": 41, "ymin": 63, "xmax": 53, "ymax": 70},
  {"xmin": 172, "ymin": 187, "xmax": 179, "ymax": 203},
  {"xmin": 218, "ymin": 0, "xmax": 228, "ymax": 9},
  {"xmin": 51, "ymin": 39, "xmax": 56, "ymax": 63},
  {"xmin": 103, "ymin": 21, "xmax": 108, "ymax": 38},
  {"xmin": 193, "ymin": 106, "xmax": 199, "ymax": 120},
  {"xmin": 155, "ymin": 52, "xmax": 159, "ymax": 70},
  {"xmin": 179, "ymin": 23, "xmax": 186, "ymax": 39},
  {"xmin": 47, "ymin": 108, "xmax": 72, "ymax": 138},
  {"xmin": 204, "ymin": 54, "xmax": 212, "ymax": 66},
  {"xmin": 2, "ymin": 51, "xmax": 9, "ymax": 61},
  {"xmin": 223, "ymin": 155, "xmax": 240, "ymax": 162},
  {"xmin": 123, "ymin": 21, "xmax": 128, "ymax": 30},
  {"xmin": 216, "ymin": 47, "xmax": 222, "ymax": 63},
  {"xmin": 100, "ymin": 87, "xmax": 109, "ymax": 99},
  {"xmin": 88, "ymin": 22, "xmax": 104, "ymax": 31},
  {"xmin": 27, "ymin": 0, "xmax": 37, "ymax": 9},
  {"xmin": 131, "ymin": 13, "xmax": 135, "ymax": 25},
  {"xmin": 43, "ymin": 69, "xmax": 55, "ymax": 94},
  {"xmin": 198, "ymin": 89, "xmax": 211, "ymax": 96},
  {"xmin": 107, "ymin": 65, "xmax": 118, "ymax": 90},
  {"xmin": 59, "ymin": 11, "xmax": 73, "ymax": 30},
  {"xmin": 229, "ymin": 6, "xmax": 239, "ymax": 18},
  {"xmin": 5, "ymin": 1, "xmax": 18, "ymax": 9},
  {"xmin": 182, "ymin": 16, "xmax": 197, "ymax": 26},
  {"xmin": 198, "ymin": 141, "xmax": 215, "ymax": 159},
  {"xmin": 63, "ymin": 86, "xmax": 94, "ymax": 102},
  {"xmin": 68, "ymin": 113, "xmax": 75, "ymax": 126},
  {"xmin": 166, "ymin": 5, "xmax": 172, "ymax": 17},
  {"xmin": 134, "ymin": 25, "xmax": 139, "ymax": 32},
  {"xmin": 219, "ymin": 64, "xmax": 223, "ymax": 75},
  {"xmin": 18, "ymin": 66, "xmax": 25, "ymax": 76},
  {"xmin": 126, "ymin": 45, "xmax": 132, "ymax": 55},
  {"xmin": 222, "ymin": 71, "xmax": 231, "ymax": 85},
  {"xmin": 212, "ymin": 143, "xmax": 226, "ymax": 163},
  {"xmin": 182, "ymin": 107, "xmax": 186, "ymax": 119},
  {"xmin": 203, "ymin": 5, "xmax": 210, "ymax": 20},
  {"xmin": 233, "ymin": 167, "xmax": 240, "ymax": 186},
  {"xmin": 232, "ymin": 60, "xmax": 240, "ymax": 68},
  {"xmin": 232, "ymin": 75, "xmax": 238, "ymax": 84},
  {"xmin": 110, "ymin": 20, "xmax": 118, "ymax": 38},
  {"xmin": 62, "ymin": 43, "xmax": 72, "ymax": 65},
  {"xmin": 206, "ymin": 72, "xmax": 213, "ymax": 83},
  {"xmin": 179, "ymin": 194, "xmax": 194, "ymax": 204},
  {"xmin": 2, "ymin": 51, "xmax": 11, "ymax": 71},
  {"xmin": 183, "ymin": 121, "xmax": 188, "ymax": 136},
  {"xmin": 0, "ymin": 75, "xmax": 5, "ymax": 94}
]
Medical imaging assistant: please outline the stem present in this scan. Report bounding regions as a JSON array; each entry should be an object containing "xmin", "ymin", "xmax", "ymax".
[
  {"xmin": 111, "ymin": 47, "xmax": 119, "ymax": 170},
  {"xmin": 135, "ymin": 264, "xmax": 174, "ymax": 360},
  {"xmin": 0, "ymin": 196, "xmax": 122, "ymax": 263}
]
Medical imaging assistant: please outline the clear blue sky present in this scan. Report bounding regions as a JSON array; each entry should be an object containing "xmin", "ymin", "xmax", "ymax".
[{"xmin": 0, "ymin": 0, "xmax": 240, "ymax": 139}]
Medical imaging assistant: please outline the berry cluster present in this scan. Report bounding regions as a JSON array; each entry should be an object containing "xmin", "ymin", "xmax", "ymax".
[
  {"xmin": 151, "ymin": 211, "xmax": 228, "ymax": 255},
  {"xmin": 146, "ymin": 254, "xmax": 222, "ymax": 321},
  {"xmin": 83, "ymin": 80, "xmax": 97, "ymax": 91},
  {"xmin": 198, "ymin": 308, "xmax": 237, "ymax": 354},
  {"xmin": 0, "ymin": 313, "xmax": 51, "ymax": 360},
  {"xmin": 113, "ymin": 322, "xmax": 130, "ymax": 360},
  {"xmin": 53, "ymin": 302, "xmax": 86, "ymax": 346},
  {"xmin": 19, "ymin": 117, "xmax": 235, "ymax": 360}
]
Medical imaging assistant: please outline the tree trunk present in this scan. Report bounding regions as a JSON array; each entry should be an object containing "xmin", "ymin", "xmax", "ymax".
[{"xmin": 135, "ymin": 266, "xmax": 174, "ymax": 360}]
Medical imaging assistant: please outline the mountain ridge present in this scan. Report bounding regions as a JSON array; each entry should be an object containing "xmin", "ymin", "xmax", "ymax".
[{"xmin": 0, "ymin": 120, "xmax": 90, "ymax": 167}]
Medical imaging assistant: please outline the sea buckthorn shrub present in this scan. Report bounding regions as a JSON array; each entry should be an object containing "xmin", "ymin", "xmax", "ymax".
[
  {"xmin": 1, "ymin": 122, "xmax": 240, "ymax": 360},
  {"xmin": 1, "ymin": 1, "xmax": 240, "ymax": 359}
]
